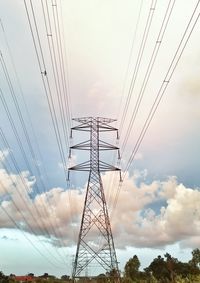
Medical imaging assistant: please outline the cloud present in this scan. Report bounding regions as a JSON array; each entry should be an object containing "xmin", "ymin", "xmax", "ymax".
[
  {"xmin": 0, "ymin": 149, "xmax": 10, "ymax": 162},
  {"xmin": 110, "ymin": 174, "xmax": 200, "ymax": 248},
  {"xmin": 0, "ymin": 168, "xmax": 83, "ymax": 244},
  {"xmin": 0, "ymin": 168, "xmax": 200, "ymax": 250},
  {"xmin": 1, "ymin": 235, "xmax": 18, "ymax": 241},
  {"xmin": 134, "ymin": 152, "xmax": 143, "ymax": 160}
]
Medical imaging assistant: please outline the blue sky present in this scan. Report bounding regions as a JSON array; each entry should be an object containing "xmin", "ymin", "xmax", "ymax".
[{"xmin": 0, "ymin": 0, "xmax": 200, "ymax": 278}]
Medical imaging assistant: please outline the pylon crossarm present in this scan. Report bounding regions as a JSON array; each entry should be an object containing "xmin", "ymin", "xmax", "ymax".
[
  {"xmin": 71, "ymin": 125, "xmax": 91, "ymax": 132},
  {"xmin": 72, "ymin": 118, "xmax": 92, "ymax": 128},
  {"xmin": 68, "ymin": 161, "xmax": 90, "ymax": 171},
  {"xmin": 99, "ymin": 139, "xmax": 119, "ymax": 150},
  {"xmin": 72, "ymin": 117, "xmax": 93, "ymax": 123},
  {"xmin": 69, "ymin": 161, "xmax": 120, "ymax": 172},
  {"xmin": 73, "ymin": 117, "xmax": 116, "ymax": 123},
  {"xmin": 99, "ymin": 161, "xmax": 120, "ymax": 171},
  {"xmin": 70, "ymin": 139, "xmax": 91, "ymax": 150},
  {"xmin": 98, "ymin": 126, "xmax": 118, "ymax": 132},
  {"xmin": 97, "ymin": 117, "xmax": 116, "ymax": 123}
]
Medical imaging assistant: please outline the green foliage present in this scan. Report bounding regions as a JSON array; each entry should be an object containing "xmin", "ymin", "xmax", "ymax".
[
  {"xmin": 124, "ymin": 255, "xmax": 141, "ymax": 281},
  {"xmin": 0, "ymin": 271, "xmax": 9, "ymax": 283},
  {"xmin": 123, "ymin": 249, "xmax": 200, "ymax": 283},
  {"xmin": 145, "ymin": 255, "xmax": 171, "ymax": 282},
  {"xmin": 189, "ymin": 248, "xmax": 200, "ymax": 268}
]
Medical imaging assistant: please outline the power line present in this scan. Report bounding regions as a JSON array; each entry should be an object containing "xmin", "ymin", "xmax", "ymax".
[
  {"xmin": 119, "ymin": 0, "xmax": 157, "ymax": 135},
  {"xmin": 24, "ymin": 0, "xmax": 70, "ymax": 180},
  {"xmin": 121, "ymin": 0, "xmax": 176, "ymax": 155},
  {"xmin": 0, "ymin": 130, "xmax": 66, "ymax": 265},
  {"xmin": 112, "ymin": 0, "xmax": 200, "ymax": 216},
  {"xmin": 23, "ymin": 0, "xmax": 75, "ymax": 242},
  {"xmin": 0, "ymin": 18, "xmax": 51, "ymax": 191},
  {"xmin": 23, "ymin": 0, "xmax": 66, "ymax": 172},
  {"xmin": 0, "ymin": 53, "xmax": 49, "ymax": 195},
  {"xmin": 0, "ymin": 73, "xmax": 62, "ymax": 249},
  {"xmin": 40, "ymin": 0, "xmax": 70, "ymax": 153},
  {"xmin": 0, "ymin": 197, "xmax": 65, "ymax": 269},
  {"xmin": 58, "ymin": 0, "xmax": 73, "ymax": 121},
  {"xmin": 50, "ymin": 0, "xmax": 72, "ymax": 128},
  {"xmin": 0, "ymin": 121, "xmax": 67, "ymax": 264},
  {"xmin": 0, "ymin": 19, "xmax": 69, "ymax": 259},
  {"xmin": 123, "ymin": 0, "xmax": 200, "ymax": 178},
  {"xmin": 107, "ymin": 1, "xmax": 144, "ymax": 211},
  {"xmin": 40, "ymin": 0, "xmax": 75, "ymax": 242},
  {"xmin": 116, "ymin": 0, "xmax": 144, "ymax": 121}
]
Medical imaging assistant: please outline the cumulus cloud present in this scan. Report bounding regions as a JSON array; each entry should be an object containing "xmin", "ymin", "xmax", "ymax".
[
  {"xmin": 0, "ymin": 168, "xmax": 200, "ymax": 250},
  {"xmin": 0, "ymin": 149, "xmax": 10, "ymax": 162},
  {"xmin": 0, "ymin": 168, "xmax": 83, "ymax": 244},
  {"xmin": 109, "ymin": 174, "xmax": 200, "ymax": 248}
]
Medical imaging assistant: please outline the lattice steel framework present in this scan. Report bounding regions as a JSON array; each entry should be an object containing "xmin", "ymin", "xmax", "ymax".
[{"xmin": 68, "ymin": 117, "xmax": 121, "ymax": 279}]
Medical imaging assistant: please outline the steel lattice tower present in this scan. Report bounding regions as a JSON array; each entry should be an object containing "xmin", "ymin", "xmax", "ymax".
[{"xmin": 68, "ymin": 117, "xmax": 121, "ymax": 280}]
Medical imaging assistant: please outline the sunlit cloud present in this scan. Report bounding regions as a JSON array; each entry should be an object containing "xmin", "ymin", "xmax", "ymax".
[{"xmin": 1, "ymin": 168, "xmax": 200, "ymax": 250}]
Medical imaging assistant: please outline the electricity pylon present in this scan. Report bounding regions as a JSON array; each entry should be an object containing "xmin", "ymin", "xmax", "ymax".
[{"xmin": 68, "ymin": 117, "xmax": 121, "ymax": 280}]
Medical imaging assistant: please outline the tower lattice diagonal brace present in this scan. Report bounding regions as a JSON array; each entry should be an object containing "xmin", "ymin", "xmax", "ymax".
[{"xmin": 69, "ymin": 117, "xmax": 120, "ymax": 280}]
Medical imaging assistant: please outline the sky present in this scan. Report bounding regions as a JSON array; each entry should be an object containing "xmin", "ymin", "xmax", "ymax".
[{"xmin": 0, "ymin": 0, "xmax": 200, "ymax": 278}]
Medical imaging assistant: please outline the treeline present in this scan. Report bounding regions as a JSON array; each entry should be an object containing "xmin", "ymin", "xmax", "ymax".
[
  {"xmin": 1, "ymin": 249, "xmax": 200, "ymax": 283},
  {"xmin": 122, "ymin": 248, "xmax": 200, "ymax": 282}
]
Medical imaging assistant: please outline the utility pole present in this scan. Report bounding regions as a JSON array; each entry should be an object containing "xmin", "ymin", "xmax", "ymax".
[{"xmin": 68, "ymin": 117, "xmax": 121, "ymax": 280}]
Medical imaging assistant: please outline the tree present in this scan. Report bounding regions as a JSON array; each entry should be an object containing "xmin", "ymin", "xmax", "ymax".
[
  {"xmin": 0, "ymin": 271, "xmax": 8, "ymax": 283},
  {"xmin": 175, "ymin": 261, "xmax": 195, "ymax": 278},
  {"xmin": 124, "ymin": 255, "xmax": 140, "ymax": 281},
  {"xmin": 61, "ymin": 275, "xmax": 70, "ymax": 281},
  {"xmin": 190, "ymin": 248, "xmax": 200, "ymax": 268},
  {"xmin": 145, "ymin": 255, "xmax": 170, "ymax": 282},
  {"xmin": 164, "ymin": 253, "xmax": 179, "ymax": 282},
  {"xmin": 41, "ymin": 273, "xmax": 49, "ymax": 278}
]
